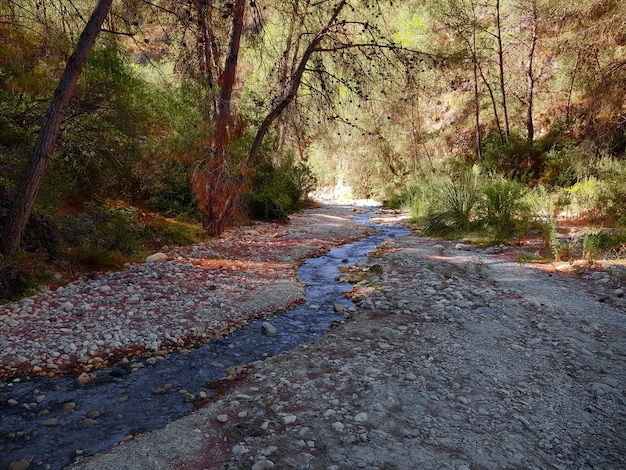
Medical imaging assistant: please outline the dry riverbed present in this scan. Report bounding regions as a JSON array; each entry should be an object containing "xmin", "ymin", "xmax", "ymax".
[{"xmin": 60, "ymin": 209, "xmax": 625, "ymax": 470}]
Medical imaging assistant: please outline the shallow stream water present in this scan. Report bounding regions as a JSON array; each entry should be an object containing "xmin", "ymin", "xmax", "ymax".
[{"xmin": 0, "ymin": 211, "xmax": 409, "ymax": 469}]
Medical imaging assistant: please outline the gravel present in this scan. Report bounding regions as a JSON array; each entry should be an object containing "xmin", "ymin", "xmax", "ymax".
[
  {"xmin": 62, "ymin": 214, "xmax": 625, "ymax": 470},
  {"xmin": 3, "ymin": 208, "xmax": 626, "ymax": 470}
]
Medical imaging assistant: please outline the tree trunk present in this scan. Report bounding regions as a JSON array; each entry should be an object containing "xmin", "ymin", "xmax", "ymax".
[
  {"xmin": 0, "ymin": 0, "xmax": 114, "ymax": 254},
  {"xmin": 478, "ymin": 62, "xmax": 503, "ymax": 141},
  {"xmin": 204, "ymin": 1, "xmax": 349, "ymax": 234},
  {"xmin": 526, "ymin": 1, "xmax": 538, "ymax": 166},
  {"xmin": 195, "ymin": 0, "xmax": 246, "ymax": 236},
  {"xmin": 496, "ymin": 0, "xmax": 510, "ymax": 140},
  {"xmin": 471, "ymin": 18, "xmax": 482, "ymax": 160}
]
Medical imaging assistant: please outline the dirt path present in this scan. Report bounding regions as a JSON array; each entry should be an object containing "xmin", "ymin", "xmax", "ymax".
[{"xmin": 63, "ymin": 210, "xmax": 625, "ymax": 470}]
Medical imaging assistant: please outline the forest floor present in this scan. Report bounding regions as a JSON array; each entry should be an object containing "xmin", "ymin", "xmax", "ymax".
[{"xmin": 3, "ymin": 203, "xmax": 626, "ymax": 470}]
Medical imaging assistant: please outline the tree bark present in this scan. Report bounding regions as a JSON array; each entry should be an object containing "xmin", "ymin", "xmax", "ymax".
[
  {"xmin": 0, "ymin": 0, "xmax": 114, "ymax": 254},
  {"xmin": 526, "ymin": 1, "xmax": 538, "ymax": 166},
  {"xmin": 195, "ymin": 0, "xmax": 246, "ymax": 236},
  {"xmin": 496, "ymin": 0, "xmax": 510, "ymax": 140},
  {"xmin": 471, "ymin": 13, "xmax": 482, "ymax": 160}
]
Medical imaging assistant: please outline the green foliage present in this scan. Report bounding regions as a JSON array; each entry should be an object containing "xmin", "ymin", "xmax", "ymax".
[
  {"xmin": 582, "ymin": 230, "xmax": 626, "ymax": 261},
  {"xmin": 141, "ymin": 158, "xmax": 201, "ymax": 220},
  {"xmin": 479, "ymin": 175, "xmax": 531, "ymax": 239},
  {"xmin": 388, "ymin": 182, "xmax": 426, "ymax": 221},
  {"xmin": 0, "ymin": 251, "xmax": 50, "ymax": 302},
  {"xmin": 144, "ymin": 217, "xmax": 204, "ymax": 247},
  {"xmin": 60, "ymin": 201, "xmax": 144, "ymax": 265},
  {"xmin": 540, "ymin": 142, "xmax": 584, "ymax": 188},
  {"xmin": 243, "ymin": 159, "xmax": 316, "ymax": 221},
  {"xmin": 422, "ymin": 166, "xmax": 480, "ymax": 233},
  {"xmin": 480, "ymin": 133, "xmax": 532, "ymax": 180}
]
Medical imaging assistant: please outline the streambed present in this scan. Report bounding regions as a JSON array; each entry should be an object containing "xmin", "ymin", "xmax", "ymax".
[{"xmin": 0, "ymin": 211, "xmax": 409, "ymax": 470}]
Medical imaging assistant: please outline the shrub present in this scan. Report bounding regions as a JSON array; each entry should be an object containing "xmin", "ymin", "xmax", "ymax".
[
  {"xmin": 0, "ymin": 251, "xmax": 49, "ymax": 302},
  {"xmin": 423, "ymin": 166, "xmax": 480, "ymax": 233},
  {"xmin": 145, "ymin": 217, "xmax": 204, "ymax": 247},
  {"xmin": 479, "ymin": 175, "xmax": 530, "ymax": 239},
  {"xmin": 582, "ymin": 230, "xmax": 626, "ymax": 261},
  {"xmin": 480, "ymin": 133, "xmax": 533, "ymax": 180},
  {"xmin": 143, "ymin": 159, "xmax": 201, "ymax": 220},
  {"xmin": 60, "ymin": 201, "xmax": 143, "ymax": 261},
  {"xmin": 541, "ymin": 143, "xmax": 583, "ymax": 187},
  {"xmin": 0, "ymin": 187, "xmax": 61, "ymax": 257},
  {"xmin": 242, "ymin": 159, "xmax": 316, "ymax": 221}
]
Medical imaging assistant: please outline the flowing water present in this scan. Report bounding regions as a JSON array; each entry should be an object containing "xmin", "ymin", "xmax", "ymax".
[{"xmin": 0, "ymin": 211, "xmax": 409, "ymax": 469}]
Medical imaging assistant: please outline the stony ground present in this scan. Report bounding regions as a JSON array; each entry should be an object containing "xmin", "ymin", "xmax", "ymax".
[
  {"xmin": 0, "ymin": 205, "xmax": 376, "ymax": 380},
  {"xmin": 60, "ymin": 210, "xmax": 626, "ymax": 470}
]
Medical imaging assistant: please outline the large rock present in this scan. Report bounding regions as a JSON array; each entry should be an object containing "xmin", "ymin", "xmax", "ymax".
[{"xmin": 146, "ymin": 253, "xmax": 168, "ymax": 263}]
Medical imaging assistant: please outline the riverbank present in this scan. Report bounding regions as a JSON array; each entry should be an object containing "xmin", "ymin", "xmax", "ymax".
[{"xmin": 0, "ymin": 205, "xmax": 376, "ymax": 381}]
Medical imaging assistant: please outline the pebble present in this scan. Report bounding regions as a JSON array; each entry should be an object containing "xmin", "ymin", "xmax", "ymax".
[
  {"xmin": 261, "ymin": 322, "xmax": 277, "ymax": 336},
  {"xmin": 251, "ymin": 460, "xmax": 275, "ymax": 470},
  {"xmin": 282, "ymin": 415, "xmax": 297, "ymax": 425},
  {"xmin": 7, "ymin": 459, "xmax": 32, "ymax": 470}
]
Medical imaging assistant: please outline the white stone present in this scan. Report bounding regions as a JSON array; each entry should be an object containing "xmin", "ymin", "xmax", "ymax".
[
  {"xmin": 146, "ymin": 253, "xmax": 168, "ymax": 263},
  {"xmin": 251, "ymin": 460, "xmax": 275, "ymax": 470},
  {"xmin": 282, "ymin": 415, "xmax": 297, "ymax": 424}
]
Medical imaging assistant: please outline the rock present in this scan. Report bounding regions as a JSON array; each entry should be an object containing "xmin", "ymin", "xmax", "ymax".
[
  {"xmin": 261, "ymin": 322, "xmax": 277, "ymax": 336},
  {"xmin": 153, "ymin": 384, "xmax": 173, "ymax": 395},
  {"xmin": 333, "ymin": 303, "xmax": 344, "ymax": 313},
  {"xmin": 369, "ymin": 264, "xmax": 384, "ymax": 275},
  {"xmin": 83, "ymin": 418, "xmax": 98, "ymax": 426},
  {"xmin": 282, "ymin": 415, "xmax": 297, "ymax": 425},
  {"xmin": 41, "ymin": 418, "xmax": 58, "ymax": 427},
  {"xmin": 77, "ymin": 372, "xmax": 95, "ymax": 384},
  {"xmin": 473, "ymin": 307, "xmax": 496, "ymax": 318},
  {"xmin": 61, "ymin": 301, "xmax": 74, "ymax": 312},
  {"xmin": 252, "ymin": 461, "xmax": 275, "ymax": 470},
  {"xmin": 7, "ymin": 458, "xmax": 32, "ymax": 470},
  {"xmin": 232, "ymin": 443, "xmax": 248, "ymax": 457},
  {"xmin": 146, "ymin": 253, "xmax": 168, "ymax": 263},
  {"xmin": 354, "ymin": 412, "xmax": 369, "ymax": 422},
  {"xmin": 62, "ymin": 402, "xmax": 76, "ymax": 413},
  {"xmin": 331, "ymin": 421, "xmax": 345, "ymax": 432},
  {"xmin": 217, "ymin": 414, "xmax": 229, "ymax": 423}
]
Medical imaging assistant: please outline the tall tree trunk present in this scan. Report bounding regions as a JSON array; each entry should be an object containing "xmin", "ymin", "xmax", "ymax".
[
  {"xmin": 478, "ymin": 62, "xmax": 503, "ymax": 141},
  {"xmin": 193, "ymin": 0, "xmax": 246, "ymax": 236},
  {"xmin": 496, "ymin": 0, "xmax": 510, "ymax": 140},
  {"xmin": 196, "ymin": 0, "xmax": 222, "ymax": 118},
  {"xmin": 526, "ymin": 1, "xmax": 538, "ymax": 166},
  {"xmin": 471, "ymin": 16, "xmax": 482, "ymax": 160},
  {"xmin": 0, "ymin": 0, "xmax": 114, "ymax": 255},
  {"xmin": 566, "ymin": 50, "xmax": 581, "ymax": 124}
]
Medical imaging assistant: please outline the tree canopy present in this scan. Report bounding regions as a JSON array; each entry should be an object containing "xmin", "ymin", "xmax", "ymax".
[{"xmin": 0, "ymin": 0, "xmax": 624, "ymax": 255}]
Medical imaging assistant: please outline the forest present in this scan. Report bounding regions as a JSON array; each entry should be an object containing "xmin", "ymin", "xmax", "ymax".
[{"xmin": 0, "ymin": 0, "xmax": 625, "ymax": 301}]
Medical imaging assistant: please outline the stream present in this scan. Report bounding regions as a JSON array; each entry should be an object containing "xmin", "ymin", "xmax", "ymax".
[{"xmin": 0, "ymin": 211, "xmax": 410, "ymax": 470}]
